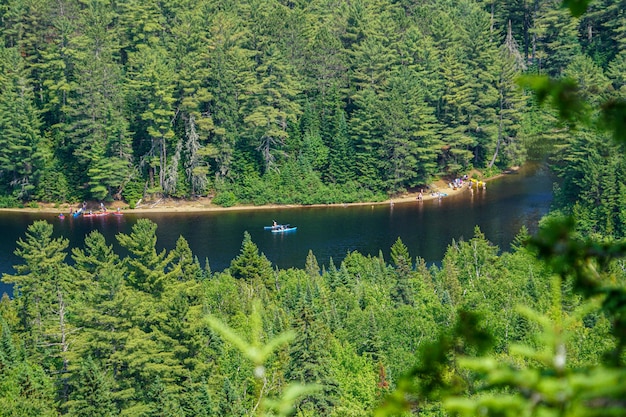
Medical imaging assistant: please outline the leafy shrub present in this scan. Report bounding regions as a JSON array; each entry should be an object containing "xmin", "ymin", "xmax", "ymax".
[
  {"xmin": 0, "ymin": 195, "xmax": 21, "ymax": 208},
  {"xmin": 122, "ymin": 178, "xmax": 145, "ymax": 209},
  {"xmin": 481, "ymin": 166, "xmax": 502, "ymax": 179},
  {"xmin": 212, "ymin": 191, "xmax": 237, "ymax": 207}
]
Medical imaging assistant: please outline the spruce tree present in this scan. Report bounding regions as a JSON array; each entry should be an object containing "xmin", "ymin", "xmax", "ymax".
[
  {"xmin": 390, "ymin": 237, "xmax": 413, "ymax": 305},
  {"xmin": 0, "ymin": 46, "xmax": 42, "ymax": 199},
  {"xmin": 0, "ymin": 318, "xmax": 57, "ymax": 417},
  {"xmin": 116, "ymin": 219, "xmax": 178, "ymax": 294},
  {"xmin": 229, "ymin": 232, "xmax": 274, "ymax": 287},
  {"xmin": 2, "ymin": 221, "xmax": 71, "ymax": 362},
  {"xmin": 286, "ymin": 300, "xmax": 340, "ymax": 416},
  {"xmin": 66, "ymin": 357, "xmax": 117, "ymax": 417},
  {"xmin": 65, "ymin": 0, "xmax": 131, "ymax": 200}
]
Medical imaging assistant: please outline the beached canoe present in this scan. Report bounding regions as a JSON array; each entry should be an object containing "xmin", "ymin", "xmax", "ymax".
[{"xmin": 83, "ymin": 211, "xmax": 110, "ymax": 217}]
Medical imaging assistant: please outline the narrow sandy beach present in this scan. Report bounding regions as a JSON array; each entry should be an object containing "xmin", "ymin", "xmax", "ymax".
[{"xmin": 0, "ymin": 173, "xmax": 502, "ymax": 215}]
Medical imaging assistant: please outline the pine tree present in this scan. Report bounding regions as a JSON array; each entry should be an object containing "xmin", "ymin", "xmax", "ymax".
[
  {"xmin": 530, "ymin": 0, "xmax": 582, "ymax": 75},
  {"xmin": 229, "ymin": 232, "xmax": 274, "ymax": 287},
  {"xmin": 350, "ymin": 87, "xmax": 385, "ymax": 190},
  {"xmin": 70, "ymin": 231, "xmax": 129, "ymax": 363},
  {"xmin": 65, "ymin": 0, "xmax": 132, "ymax": 200},
  {"xmin": 488, "ymin": 22, "xmax": 527, "ymax": 168},
  {"xmin": 579, "ymin": 0, "xmax": 624, "ymax": 66},
  {"xmin": 390, "ymin": 237, "xmax": 413, "ymax": 305},
  {"xmin": 437, "ymin": 47, "xmax": 475, "ymax": 174},
  {"xmin": 242, "ymin": 44, "xmax": 301, "ymax": 172},
  {"xmin": 116, "ymin": 219, "xmax": 179, "ymax": 294},
  {"xmin": 326, "ymin": 103, "xmax": 355, "ymax": 185},
  {"xmin": 203, "ymin": 10, "xmax": 255, "ymax": 181},
  {"xmin": 145, "ymin": 377, "xmax": 184, "ymax": 417},
  {"xmin": 217, "ymin": 377, "xmax": 246, "ymax": 417},
  {"xmin": 607, "ymin": 50, "xmax": 626, "ymax": 96},
  {"xmin": 125, "ymin": 45, "xmax": 177, "ymax": 195},
  {"xmin": 304, "ymin": 250, "xmax": 320, "ymax": 279},
  {"xmin": 179, "ymin": 377, "xmax": 215, "ymax": 417},
  {"xmin": 169, "ymin": 236, "xmax": 203, "ymax": 282},
  {"xmin": 381, "ymin": 69, "xmax": 440, "ymax": 191},
  {"xmin": 1, "ymin": 220, "xmax": 75, "ymax": 403},
  {"xmin": 0, "ymin": 45, "xmax": 42, "ymax": 199},
  {"xmin": 303, "ymin": 24, "xmax": 347, "ymax": 106},
  {"xmin": 0, "ymin": 317, "xmax": 58, "ymax": 417},
  {"xmin": 563, "ymin": 54, "xmax": 611, "ymax": 106},
  {"xmin": 286, "ymin": 301, "xmax": 340, "ymax": 416},
  {"xmin": 2, "ymin": 222, "xmax": 71, "ymax": 361},
  {"xmin": 297, "ymin": 101, "xmax": 329, "ymax": 172},
  {"xmin": 66, "ymin": 357, "xmax": 117, "ymax": 417},
  {"xmin": 358, "ymin": 310, "xmax": 383, "ymax": 362}
]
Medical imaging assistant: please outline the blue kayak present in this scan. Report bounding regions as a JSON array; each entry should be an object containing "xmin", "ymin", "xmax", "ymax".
[
  {"xmin": 271, "ymin": 226, "xmax": 297, "ymax": 233},
  {"xmin": 264, "ymin": 225, "xmax": 285, "ymax": 230}
]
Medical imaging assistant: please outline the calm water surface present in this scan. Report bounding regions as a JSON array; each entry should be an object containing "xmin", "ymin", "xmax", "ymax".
[{"xmin": 0, "ymin": 164, "xmax": 554, "ymax": 296}]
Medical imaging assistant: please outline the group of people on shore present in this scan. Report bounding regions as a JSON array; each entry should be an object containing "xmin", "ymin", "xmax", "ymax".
[
  {"xmin": 411, "ymin": 174, "xmax": 487, "ymax": 203},
  {"xmin": 449, "ymin": 176, "xmax": 468, "ymax": 190},
  {"xmin": 64, "ymin": 201, "xmax": 122, "ymax": 218}
]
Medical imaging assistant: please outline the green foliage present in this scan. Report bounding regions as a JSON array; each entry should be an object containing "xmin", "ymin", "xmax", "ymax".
[
  {"xmin": 66, "ymin": 357, "xmax": 117, "ymax": 417},
  {"xmin": 121, "ymin": 177, "xmax": 145, "ymax": 209},
  {"xmin": 212, "ymin": 191, "xmax": 238, "ymax": 208},
  {"xmin": 518, "ymin": 75, "xmax": 590, "ymax": 128},
  {"xmin": 0, "ymin": 317, "xmax": 56, "ymax": 416},
  {"xmin": 116, "ymin": 219, "xmax": 178, "ymax": 294},
  {"xmin": 206, "ymin": 300, "xmax": 320, "ymax": 417},
  {"xmin": 229, "ymin": 232, "xmax": 274, "ymax": 287},
  {"xmin": 599, "ymin": 98, "xmax": 626, "ymax": 144},
  {"xmin": 1, "ymin": 210, "xmax": 625, "ymax": 416},
  {"xmin": 286, "ymin": 300, "xmax": 339, "ymax": 415},
  {"xmin": 0, "ymin": 45, "xmax": 42, "ymax": 201},
  {"xmin": 562, "ymin": 0, "xmax": 591, "ymax": 17},
  {"xmin": 0, "ymin": 196, "xmax": 21, "ymax": 208},
  {"xmin": 1, "ymin": 0, "xmax": 593, "ymax": 204}
]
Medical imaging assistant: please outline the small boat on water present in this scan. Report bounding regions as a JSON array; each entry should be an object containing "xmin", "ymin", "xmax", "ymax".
[
  {"xmin": 83, "ymin": 211, "xmax": 110, "ymax": 217},
  {"xmin": 271, "ymin": 225, "xmax": 297, "ymax": 233},
  {"xmin": 264, "ymin": 224, "xmax": 285, "ymax": 230}
]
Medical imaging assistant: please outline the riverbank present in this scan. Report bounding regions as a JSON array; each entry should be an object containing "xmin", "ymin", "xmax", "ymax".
[{"xmin": 0, "ymin": 169, "xmax": 512, "ymax": 215}]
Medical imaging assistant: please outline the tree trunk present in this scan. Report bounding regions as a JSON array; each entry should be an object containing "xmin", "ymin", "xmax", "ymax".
[{"xmin": 488, "ymin": 88, "xmax": 504, "ymax": 169}]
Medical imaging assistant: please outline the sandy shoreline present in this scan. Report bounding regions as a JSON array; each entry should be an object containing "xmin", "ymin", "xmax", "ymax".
[{"xmin": 0, "ymin": 172, "xmax": 505, "ymax": 215}]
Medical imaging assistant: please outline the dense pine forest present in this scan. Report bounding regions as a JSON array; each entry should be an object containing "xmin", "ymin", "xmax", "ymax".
[
  {"xmin": 3, "ymin": 0, "xmax": 626, "ymax": 416},
  {"xmin": 0, "ymin": 0, "xmax": 623, "ymax": 207},
  {"xmin": 1, "ymin": 218, "xmax": 620, "ymax": 417}
]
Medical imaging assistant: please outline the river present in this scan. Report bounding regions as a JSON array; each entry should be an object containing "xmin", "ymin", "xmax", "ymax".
[{"xmin": 0, "ymin": 163, "xmax": 554, "ymax": 296}]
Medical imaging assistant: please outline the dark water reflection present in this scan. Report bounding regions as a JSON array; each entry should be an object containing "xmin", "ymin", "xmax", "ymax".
[{"xmin": 0, "ymin": 163, "xmax": 554, "ymax": 296}]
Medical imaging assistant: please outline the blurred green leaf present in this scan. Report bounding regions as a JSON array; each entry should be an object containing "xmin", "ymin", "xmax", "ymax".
[
  {"xmin": 599, "ymin": 99, "xmax": 626, "ymax": 144},
  {"xmin": 518, "ymin": 75, "xmax": 589, "ymax": 128},
  {"xmin": 562, "ymin": 0, "xmax": 590, "ymax": 17},
  {"xmin": 263, "ymin": 383, "xmax": 322, "ymax": 417}
]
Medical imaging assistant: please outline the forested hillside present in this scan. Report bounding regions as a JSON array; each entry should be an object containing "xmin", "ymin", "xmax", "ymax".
[
  {"xmin": 1, "ymin": 0, "xmax": 623, "ymax": 207},
  {"xmin": 1, "ymin": 219, "xmax": 622, "ymax": 416}
]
